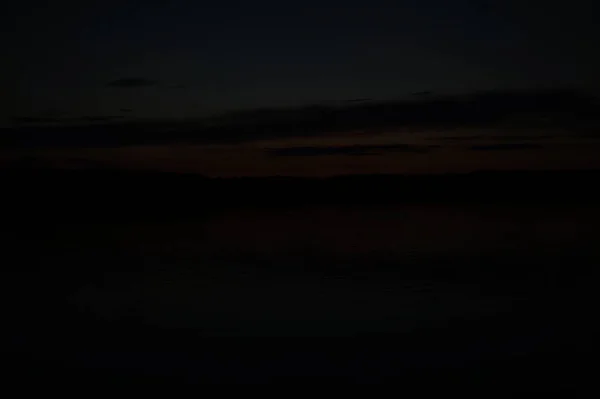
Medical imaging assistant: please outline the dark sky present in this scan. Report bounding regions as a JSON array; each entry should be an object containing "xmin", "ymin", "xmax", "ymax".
[{"xmin": 3, "ymin": 0, "xmax": 599, "ymax": 121}]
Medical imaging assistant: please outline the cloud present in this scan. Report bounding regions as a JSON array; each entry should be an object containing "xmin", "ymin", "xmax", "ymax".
[
  {"xmin": 344, "ymin": 98, "xmax": 373, "ymax": 103},
  {"xmin": 106, "ymin": 78, "xmax": 158, "ymax": 88},
  {"xmin": 78, "ymin": 115, "xmax": 124, "ymax": 122},
  {"xmin": 426, "ymin": 135, "xmax": 485, "ymax": 142},
  {"xmin": 468, "ymin": 143, "xmax": 544, "ymax": 151},
  {"xmin": 11, "ymin": 116, "xmax": 61, "ymax": 124},
  {"xmin": 411, "ymin": 91, "xmax": 433, "ymax": 96},
  {"xmin": 267, "ymin": 144, "xmax": 433, "ymax": 157},
  {"xmin": 5, "ymin": 88, "xmax": 596, "ymax": 149},
  {"xmin": 487, "ymin": 135, "xmax": 556, "ymax": 141},
  {"xmin": 428, "ymin": 135, "xmax": 555, "ymax": 143}
]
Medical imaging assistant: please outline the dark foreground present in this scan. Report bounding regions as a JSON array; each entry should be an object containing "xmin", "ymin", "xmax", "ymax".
[{"xmin": 1, "ymin": 168, "xmax": 597, "ymax": 389}]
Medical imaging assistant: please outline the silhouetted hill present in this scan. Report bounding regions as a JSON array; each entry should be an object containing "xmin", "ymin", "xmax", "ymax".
[{"xmin": 2, "ymin": 166, "xmax": 599, "ymax": 225}]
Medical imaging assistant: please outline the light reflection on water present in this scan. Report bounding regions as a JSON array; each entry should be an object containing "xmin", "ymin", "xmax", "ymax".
[
  {"xmin": 83, "ymin": 203, "xmax": 600, "ymax": 272},
  {"xmin": 197, "ymin": 204, "xmax": 598, "ymax": 262},
  {"xmin": 69, "ymin": 204, "xmax": 599, "ymax": 336}
]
